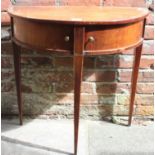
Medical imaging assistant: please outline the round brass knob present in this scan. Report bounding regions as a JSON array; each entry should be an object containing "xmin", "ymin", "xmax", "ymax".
[
  {"xmin": 88, "ymin": 36, "xmax": 95, "ymax": 42},
  {"xmin": 64, "ymin": 36, "xmax": 70, "ymax": 42}
]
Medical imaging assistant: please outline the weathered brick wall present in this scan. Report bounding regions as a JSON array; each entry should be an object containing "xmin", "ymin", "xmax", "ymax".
[{"xmin": 1, "ymin": 0, "xmax": 154, "ymax": 120}]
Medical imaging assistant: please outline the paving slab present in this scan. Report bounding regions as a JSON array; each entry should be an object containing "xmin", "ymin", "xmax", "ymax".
[
  {"xmin": 1, "ymin": 119, "xmax": 154, "ymax": 155},
  {"xmin": 2, "ymin": 119, "xmax": 88, "ymax": 155},
  {"xmin": 88, "ymin": 121, "xmax": 154, "ymax": 155}
]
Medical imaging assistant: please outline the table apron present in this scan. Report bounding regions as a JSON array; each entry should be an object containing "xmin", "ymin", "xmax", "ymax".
[{"xmin": 12, "ymin": 17, "xmax": 144, "ymax": 55}]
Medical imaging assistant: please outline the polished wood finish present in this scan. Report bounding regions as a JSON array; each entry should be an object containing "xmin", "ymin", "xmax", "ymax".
[
  {"xmin": 85, "ymin": 21, "xmax": 143, "ymax": 51},
  {"xmin": 11, "ymin": 16, "xmax": 23, "ymax": 125},
  {"xmin": 13, "ymin": 18, "xmax": 74, "ymax": 53},
  {"xmin": 8, "ymin": 6, "xmax": 149, "ymax": 155},
  {"xmin": 84, "ymin": 39, "xmax": 143, "ymax": 55},
  {"xmin": 74, "ymin": 27, "xmax": 85, "ymax": 155},
  {"xmin": 128, "ymin": 44, "xmax": 143, "ymax": 126},
  {"xmin": 128, "ymin": 18, "xmax": 146, "ymax": 126},
  {"xmin": 8, "ymin": 7, "xmax": 148, "ymax": 55},
  {"xmin": 8, "ymin": 6, "xmax": 148, "ymax": 25},
  {"xmin": 14, "ymin": 18, "xmax": 143, "ymax": 53},
  {"xmin": 12, "ymin": 42, "xmax": 23, "ymax": 125},
  {"xmin": 11, "ymin": 17, "xmax": 144, "ymax": 55}
]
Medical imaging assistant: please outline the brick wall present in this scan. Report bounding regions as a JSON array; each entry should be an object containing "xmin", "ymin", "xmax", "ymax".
[{"xmin": 1, "ymin": 0, "xmax": 154, "ymax": 120}]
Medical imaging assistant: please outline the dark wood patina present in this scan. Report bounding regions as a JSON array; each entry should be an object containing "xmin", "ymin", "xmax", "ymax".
[{"xmin": 8, "ymin": 6, "xmax": 149, "ymax": 155}]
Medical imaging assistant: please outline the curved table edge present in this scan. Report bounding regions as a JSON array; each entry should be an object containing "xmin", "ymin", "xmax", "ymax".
[{"xmin": 12, "ymin": 37, "xmax": 143, "ymax": 56}]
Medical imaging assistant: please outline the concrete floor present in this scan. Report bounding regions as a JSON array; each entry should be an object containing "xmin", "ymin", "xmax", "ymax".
[{"xmin": 1, "ymin": 119, "xmax": 154, "ymax": 155}]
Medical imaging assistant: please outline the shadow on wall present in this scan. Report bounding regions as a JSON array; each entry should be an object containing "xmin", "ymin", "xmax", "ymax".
[{"xmin": 2, "ymin": 43, "xmax": 133, "ymax": 124}]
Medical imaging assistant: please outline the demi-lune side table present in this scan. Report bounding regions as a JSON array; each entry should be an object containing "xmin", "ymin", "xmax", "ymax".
[{"xmin": 8, "ymin": 6, "xmax": 149, "ymax": 155}]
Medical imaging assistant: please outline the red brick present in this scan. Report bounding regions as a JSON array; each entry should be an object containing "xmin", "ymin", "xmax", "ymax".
[
  {"xmin": 92, "ymin": 105, "xmax": 113, "ymax": 117},
  {"xmin": 116, "ymin": 94, "xmax": 154, "ymax": 106},
  {"xmin": 140, "ymin": 57, "xmax": 154, "ymax": 69},
  {"xmin": 32, "ymin": 0, "xmax": 55, "ymax": 5},
  {"xmin": 61, "ymin": 0, "xmax": 100, "ymax": 5},
  {"xmin": 55, "ymin": 82, "xmax": 94, "ymax": 93},
  {"xmin": 84, "ymin": 71, "xmax": 116, "ymax": 82},
  {"xmin": 15, "ymin": 0, "xmax": 55, "ymax": 5},
  {"xmin": 54, "ymin": 57, "xmax": 95, "ymax": 70},
  {"xmin": 116, "ymin": 83, "xmax": 130, "ymax": 93},
  {"xmin": 1, "ymin": 71, "xmax": 14, "ymax": 81},
  {"xmin": 44, "ymin": 104, "xmax": 114, "ymax": 118},
  {"xmin": 96, "ymin": 83, "xmax": 117, "ymax": 94},
  {"xmin": 121, "ymin": 49, "xmax": 134, "ymax": 55},
  {"xmin": 148, "ymin": 1, "xmax": 154, "ymax": 11},
  {"xmin": 137, "ymin": 83, "xmax": 154, "ymax": 94},
  {"xmin": 118, "ymin": 71, "xmax": 154, "ymax": 82},
  {"xmin": 121, "ymin": 40, "xmax": 154, "ymax": 55},
  {"xmin": 117, "ymin": 95, "xmax": 130, "ymax": 105},
  {"xmin": 55, "ymin": 82, "xmax": 73, "ymax": 93},
  {"xmin": 104, "ymin": 0, "xmax": 147, "ymax": 7},
  {"xmin": 135, "ymin": 105, "xmax": 154, "ymax": 115},
  {"xmin": 138, "ymin": 71, "xmax": 154, "ymax": 82},
  {"xmin": 144, "ymin": 26, "xmax": 154, "ymax": 40},
  {"xmin": 22, "ymin": 81, "xmax": 53, "ymax": 93},
  {"xmin": 21, "ymin": 48, "xmax": 34, "ymax": 55},
  {"xmin": 115, "ymin": 56, "xmax": 154, "ymax": 69},
  {"xmin": 82, "ymin": 95, "xmax": 115, "ymax": 105},
  {"xmin": 96, "ymin": 55, "xmax": 115, "ymax": 69},
  {"xmin": 115, "ymin": 56, "xmax": 133, "ymax": 68},
  {"xmin": 95, "ymin": 83, "xmax": 131, "ymax": 94},
  {"xmin": 1, "ymin": 82, "xmax": 14, "ymax": 92},
  {"xmin": 113, "ymin": 105, "xmax": 129, "ymax": 116},
  {"xmin": 84, "ymin": 57, "xmax": 95, "ymax": 69},
  {"xmin": 54, "ymin": 57, "xmax": 73, "ymax": 70},
  {"xmin": 21, "ymin": 56, "xmax": 53, "ymax": 67},
  {"xmin": 1, "ymin": 41, "xmax": 33, "ymax": 55},
  {"xmin": 81, "ymin": 82, "xmax": 94, "ymax": 93},
  {"xmin": 1, "ymin": 27, "xmax": 11, "ymax": 41},
  {"xmin": 100, "ymin": 83, "xmax": 154, "ymax": 94},
  {"xmin": 131, "ymin": 0, "xmax": 147, "ymax": 7},
  {"xmin": 51, "ymin": 94, "xmax": 74, "ymax": 104},
  {"xmin": 142, "ymin": 40, "xmax": 154, "ymax": 55},
  {"xmin": 24, "ymin": 71, "xmax": 73, "ymax": 83},
  {"xmin": 146, "ymin": 12, "xmax": 154, "ymax": 25},
  {"xmin": 1, "ymin": 12, "xmax": 10, "ymax": 26},
  {"xmin": 104, "ymin": 0, "xmax": 131, "ymax": 6},
  {"xmin": 51, "ymin": 72, "xmax": 73, "ymax": 82},
  {"xmin": 22, "ymin": 84, "xmax": 33, "ymax": 93},
  {"xmin": 1, "ymin": 0, "xmax": 10, "ymax": 11},
  {"xmin": 81, "ymin": 95, "xmax": 99, "ymax": 104},
  {"xmin": 1, "ymin": 57, "xmax": 13, "ymax": 68},
  {"xmin": 1, "ymin": 41, "xmax": 13, "ymax": 55}
]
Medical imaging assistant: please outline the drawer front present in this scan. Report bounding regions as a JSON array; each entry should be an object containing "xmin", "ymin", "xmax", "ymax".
[
  {"xmin": 13, "ymin": 18, "xmax": 143, "ymax": 54},
  {"xmin": 85, "ymin": 21, "xmax": 143, "ymax": 52},
  {"xmin": 13, "ymin": 18, "xmax": 74, "ymax": 52}
]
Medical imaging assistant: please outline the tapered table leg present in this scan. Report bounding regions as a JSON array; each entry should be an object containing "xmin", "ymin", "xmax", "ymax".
[
  {"xmin": 12, "ymin": 42, "xmax": 23, "ymax": 125},
  {"xmin": 128, "ymin": 44, "xmax": 143, "ymax": 126},
  {"xmin": 73, "ymin": 26, "xmax": 85, "ymax": 155},
  {"xmin": 74, "ymin": 55, "xmax": 84, "ymax": 155}
]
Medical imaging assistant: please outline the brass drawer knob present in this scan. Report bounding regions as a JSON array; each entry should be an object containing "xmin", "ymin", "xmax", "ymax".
[
  {"xmin": 64, "ymin": 36, "xmax": 70, "ymax": 42},
  {"xmin": 88, "ymin": 36, "xmax": 95, "ymax": 42}
]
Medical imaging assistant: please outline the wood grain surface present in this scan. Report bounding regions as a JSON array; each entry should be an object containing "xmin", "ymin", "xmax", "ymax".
[
  {"xmin": 9, "ymin": 6, "xmax": 148, "ymax": 155},
  {"xmin": 8, "ymin": 6, "xmax": 149, "ymax": 25}
]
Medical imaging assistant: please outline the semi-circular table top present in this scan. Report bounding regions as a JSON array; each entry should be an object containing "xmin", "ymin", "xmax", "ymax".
[{"xmin": 8, "ymin": 6, "xmax": 149, "ymax": 25}]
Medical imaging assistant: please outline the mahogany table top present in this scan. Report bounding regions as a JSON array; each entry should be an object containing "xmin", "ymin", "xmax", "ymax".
[{"xmin": 8, "ymin": 6, "xmax": 149, "ymax": 25}]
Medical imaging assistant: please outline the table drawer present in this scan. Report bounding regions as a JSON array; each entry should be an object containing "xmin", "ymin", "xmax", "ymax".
[
  {"xmin": 13, "ymin": 18, "xmax": 143, "ymax": 54},
  {"xmin": 85, "ymin": 21, "xmax": 143, "ymax": 52},
  {"xmin": 13, "ymin": 18, "xmax": 74, "ymax": 53}
]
